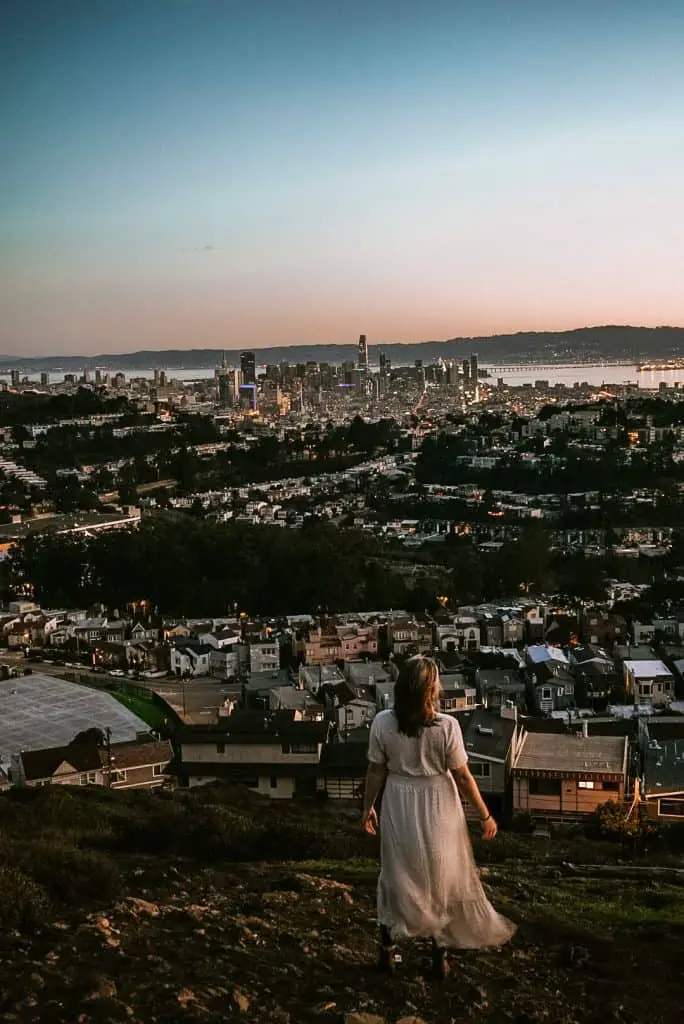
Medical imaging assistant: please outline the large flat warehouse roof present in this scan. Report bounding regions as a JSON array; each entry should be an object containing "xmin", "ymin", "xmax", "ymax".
[{"xmin": 0, "ymin": 672, "xmax": 150, "ymax": 762}]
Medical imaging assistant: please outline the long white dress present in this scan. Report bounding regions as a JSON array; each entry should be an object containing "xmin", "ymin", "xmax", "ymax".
[{"xmin": 368, "ymin": 710, "xmax": 516, "ymax": 948}]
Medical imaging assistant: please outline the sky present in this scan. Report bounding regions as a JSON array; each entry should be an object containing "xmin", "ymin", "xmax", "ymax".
[{"xmin": 1, "ymin": 0, "xmax": 684, "ymax": 356}]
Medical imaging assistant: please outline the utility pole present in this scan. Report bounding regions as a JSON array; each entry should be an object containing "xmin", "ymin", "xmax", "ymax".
[{"xmin": 105, "ymin": 726, "xmax": 113, "ymax": 788}]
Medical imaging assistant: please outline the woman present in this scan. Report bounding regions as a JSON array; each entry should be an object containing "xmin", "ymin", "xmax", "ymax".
[{"xmin": 362, "ymin": 654, "xmax": 515, "ymax": 978}]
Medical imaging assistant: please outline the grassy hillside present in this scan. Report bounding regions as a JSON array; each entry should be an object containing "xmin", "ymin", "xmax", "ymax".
[{"xmin": 1, "ymin": 785, "xmax": 683, "ymax": 1023}]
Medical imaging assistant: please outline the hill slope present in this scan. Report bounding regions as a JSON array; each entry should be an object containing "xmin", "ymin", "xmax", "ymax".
[{"xmin": 1, "ymin": 785, "xmax": 683, "ymax": 1023}]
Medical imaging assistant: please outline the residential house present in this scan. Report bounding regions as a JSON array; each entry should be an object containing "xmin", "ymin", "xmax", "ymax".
[
  {"xmin": 11, "ymin": 738, "xmax": 173, "ymax": 790},
  {"xmin": 177, "ymin": 711, "xmax": 330, "ymax": 799},
  {"xmin": 623, "ymin": 658, "xmax": 674, "ymax": 708},
  {"xmin": 335, "ymin": 623, "xmax": 379, "ymax": 660},
  {"xmin": 170, "ymin": 643, "xmax": 213, "ymax": 678},
  {"xmin": 500, "ymin": 613, "xmax": 525, "ymax": 647},
  {"xmin": 476, "ymin": 668, "xmax": 527, "ymax": 712},
  {"xmin": 130, "ymin": 621, "xmax": 162, "ymax": 644},
  {"xmin": 268, "ymin": 684, "xmax": 325, "ymax": 720},
  {"xmin": 513, "ymin": 731, "xmax": 628, "ymax": 818},
  {"xmin": 567, "ymin": 644, "xmax": 619, "ymax": 705},
  {"xmin": 455, "ymin": 706, "xmax": 521, "ymax": 817},
  {"xmin": 337, "ymin": 696, "xmax": 377, "ymax": 735},
  {"xmin": 164, "ymin": 622, "xmax": 193, "ymax": 642},
  {"xmin": 249, "ymin": 640, "xmax": 280, "ymax": 673},
  {"xmin": 295, "ymin": 625, "xmax": 342, "ymax": 665},
  {"xmin": 526, "ymin": 646, "xmax": 574, "ymax": 713},
  {"xmin": 639, "ymin": 717, "xmax": 684, "ymax": 821},
  {"xmin": 242, "ymin": 670, "xmax": 292, "ymax": 710},
  {"xmin": 316, "ymin": 742, "xmax": 368, "ymax": 800},
  {"xmin": 580, "ymin": 609, "xmax": 627, "ymax": 650},
  {"xmin": 530, "ymin": 664, "xmax": 576, "ymax": 714},
  {"xmin": 632, "ymin": 621, "xmax": 656, "ymax": 646},
  {"xmin": 209, "ymin": 645, "xmax": 242, "ymax": 680},
  {"xmin": 478, "ymin": 612, "xmax": 504, "ymax": 648},
  {"xmin": 386, "ymin": 616, "xmax": 433, "ymax": 656},
  {"xmin": 298, "ymin": 663, "xmax": 346, "ymax": 695},
  {"xmin": 344, "ymin": 660, "xmax": 392, "ymax": 689},
  {"xmin": 439, "ymin": 685, "xmax": 477, "ymax": 713},
  {"xmin": 435, "ymin": 616, "xmax": 481, "ymax": 653}
]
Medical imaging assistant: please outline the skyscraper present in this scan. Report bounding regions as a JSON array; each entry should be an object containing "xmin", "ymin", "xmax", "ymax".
[
  {"xmin": 462, "ymin": 359, "xmax": 470, "ymax": 381},
  {"xmin": 470, "ymin": 353, "xmax": 478, "ymax": 382},
  {"xmin": 358, "ymin": 334, "xmax": 369, "ymax": 373},
  {"xmin": 240, "ymin": 351, "xmax": 256, "ymax": 385}
]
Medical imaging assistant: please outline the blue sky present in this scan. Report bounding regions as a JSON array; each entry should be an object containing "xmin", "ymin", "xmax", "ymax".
[{"xmin": 1, "ymin": 0, "xmax": 683, "ymax": 355}]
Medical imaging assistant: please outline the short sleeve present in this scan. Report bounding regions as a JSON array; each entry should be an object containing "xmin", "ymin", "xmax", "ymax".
[
  {"xmin": 444, "ymin": 716, "xmax": 468, "ymax": 770},
  {"xmin": 367, "ymin": 714, "xmax": 387, "ymax": 765}
]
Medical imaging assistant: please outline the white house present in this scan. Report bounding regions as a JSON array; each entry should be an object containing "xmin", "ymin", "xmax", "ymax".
[
  {"xmin": 249, "ymin": 640, "xmax": 280, "ymax": 674},
  {"xmin": 171, "ymin": 643, "xmax": 213, "ymax": 677},
  {"xmin": 337, "ymin": 698, "xmax": 376, "ymax": 734},
  {"xmin": 623, "ymin": 659, "xmax": 674, "ymax": 707}
]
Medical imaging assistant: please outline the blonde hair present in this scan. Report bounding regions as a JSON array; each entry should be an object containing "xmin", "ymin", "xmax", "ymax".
[{"xmin": 393, "ymin": 655, "xmax": 440, "ymax": 737}]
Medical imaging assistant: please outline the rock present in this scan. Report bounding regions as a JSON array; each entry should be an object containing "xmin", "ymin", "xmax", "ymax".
[
  {"xmin": 177, "ymin": 988, "xmax": 196, "ymax": 1008},
  {"xmin": 126, "ymin": 897, "xmax": 160, "ymax": 917},
  {"xmin": 233, "ymin": 989, "xmax": 250, "ymax": 1013},
  {"xmin": 344, "ymin": 1015, "xmax": 387, "ymax": 1024},
  {"xmin": 87, "ymin": 977, "xmax": 118, "ymax": 1000}
]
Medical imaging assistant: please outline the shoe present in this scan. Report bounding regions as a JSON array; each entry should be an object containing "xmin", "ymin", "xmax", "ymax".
[
  {"xmin": 377, "ymin": 944, "xmax": 398, "ymax": 973},
  {"xmin": 430, "ymin": 946, "xmax": 450, "ymax": 980}
]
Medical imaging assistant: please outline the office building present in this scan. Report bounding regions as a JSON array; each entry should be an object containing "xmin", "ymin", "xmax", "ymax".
[
  {"xmin": 10, "ymin": 370, "xmax": 20, "ymax": 388},
  {"xmin": 239, "ymin": 382, "xmax": 257, "ymax": 411},
  {"xmin": 470, "ymin": 353, "xmax": 478, "ymax": 382},
  {"xmin": 358, "ymin": 334, "xmax": 369, "ymax": 373},
  {"xmin": 462, "ymin": 359, "xmax": 470, "ymax": 381},
  {"xmin": 40, "ymin": 372, "xmax": 49, "ymax": 387},
  {"xmin": 240, "ymin": 351, "xmax": 256, "ymax": 385}
]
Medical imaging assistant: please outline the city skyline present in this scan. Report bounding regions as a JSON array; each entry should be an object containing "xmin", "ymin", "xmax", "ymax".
[{"xmin": 2, "ymin": 1, "xmax": 684, "ymax": 356}]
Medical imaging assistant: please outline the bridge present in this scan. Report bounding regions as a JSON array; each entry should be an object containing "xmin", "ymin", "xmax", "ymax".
[{"xmin": 483, "ymin": 363, "xmax": 640, "ymax": 374}]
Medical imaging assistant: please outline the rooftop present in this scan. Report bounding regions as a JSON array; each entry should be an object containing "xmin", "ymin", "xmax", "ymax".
[
  {"xmin": 623, "ymin": 660, "xmax": 673, "ymax": 678},
  {"xmin": 515, "ymin": 732, "xmax": 627, "ymax": 775},
  {"xmin": 0, "ymin": 673, "xmax": 150, "ymax": 763}
]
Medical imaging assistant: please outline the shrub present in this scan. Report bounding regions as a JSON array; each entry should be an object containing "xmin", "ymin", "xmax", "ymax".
[
  {"xmin": 0, "ymin": 865, "xmax": 50, "ymax": 931},
  {"xmin": 586, "ymin": 801, "xmax": 661, "ymax": 847},
  {"xmin": 15, "ymin": 841, "xmax": 122, "ymax": 906}
]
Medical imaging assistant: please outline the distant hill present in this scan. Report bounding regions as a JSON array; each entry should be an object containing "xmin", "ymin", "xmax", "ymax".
[{"xmin": 2, "ymin": 325, "xmax": 684, "ymax": 371}]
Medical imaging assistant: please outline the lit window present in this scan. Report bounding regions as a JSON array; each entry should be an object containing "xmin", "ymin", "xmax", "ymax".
[{"xmin": 578, "ymin": 780, "xmax": 595, "ymax": 789}]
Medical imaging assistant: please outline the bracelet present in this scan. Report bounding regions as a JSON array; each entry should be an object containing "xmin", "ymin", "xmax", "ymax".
[{"xmin": 480, "ymin": 813, "xmax": 491, "ymax": 823}]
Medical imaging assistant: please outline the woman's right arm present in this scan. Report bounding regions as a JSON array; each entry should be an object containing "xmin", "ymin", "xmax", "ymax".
[{"xmin": 451, "ymin": 763, "xmax": 498, "ymax": 840}]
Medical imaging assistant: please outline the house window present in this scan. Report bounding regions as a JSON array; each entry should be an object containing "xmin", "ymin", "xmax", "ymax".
[
  {"xmin": 270, "ymin": 776, "xmax": 278, "ymax": 789},
  {"xmin": 541, "ymin": 688, "xmax": 552, "ymax": 700},
  {"xmin": 603, "ymin": 781, "xmax": 620, "ymax": 792},
  {"xmin": 639, "ymin": 683, "xmax": 652, "ymax": 696},
  {"xmin": 153, "ymin": 764, "xmax": 165, "ymax": 776},
  {"xmin": 111, "ymin": 769, "xmax": 127, "ymax": 784},
  {"xmin": 564, "ymin": 684, "xmax": 573, "ymax": 695},
  {"xmin": 87, "ymin": 772, "xmax": 98, "ymax": 784},
  {"xmin": 290, "ymin": 743, "xmax": 317, "ymax": 754},
  {"xmin": 578, "ymin": 780, "xmax": 595, "ymax": 790},
  {"xmin": 529, "ymin": 777, "xmax": 561, "ymax": 796},
  {"xmin": 470, "ymin": 762, "xmax": 491, "ymax": 779},
  {"xmin": 557, "ymin": 687, "xmax": 564, "ymax": 698},
  {"xmin": 216, "ymin": 743, "xmax": 225, "ymax": 754},
  {"xmin": 659, "ymin": 799, "xmax": 684, "ymax": 817}
]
